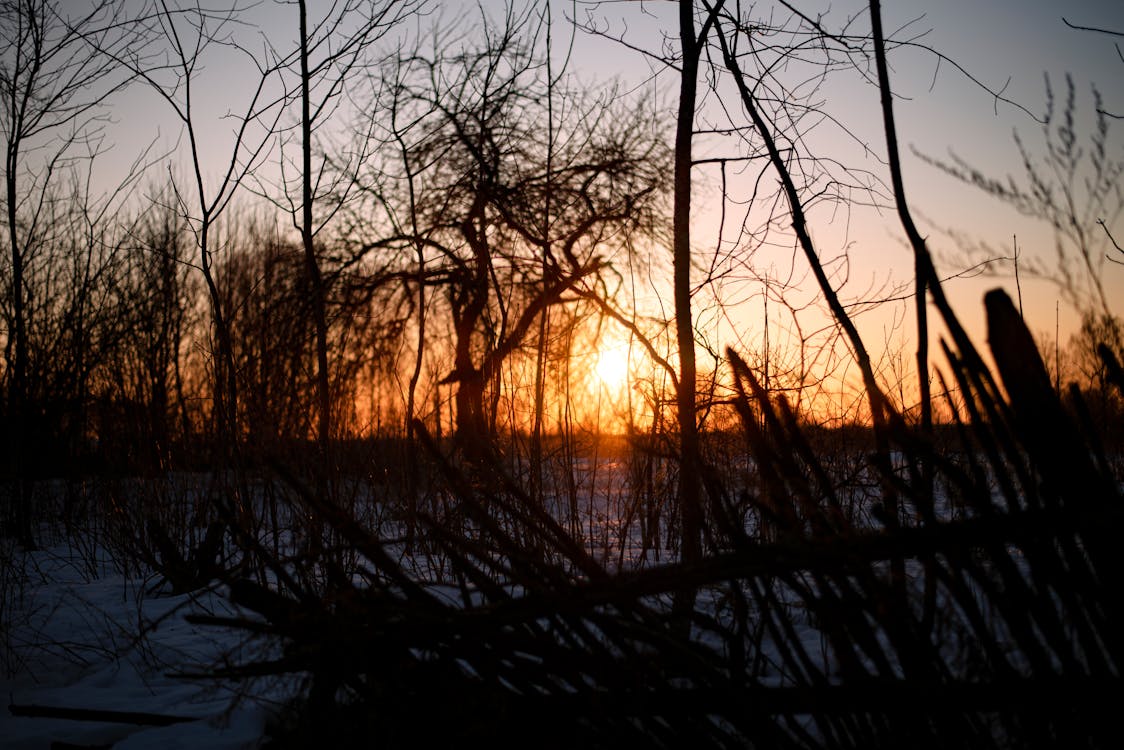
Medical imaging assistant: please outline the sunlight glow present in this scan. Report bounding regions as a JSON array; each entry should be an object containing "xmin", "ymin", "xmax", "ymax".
[{"xmin": 594, "ymin": 342, "xmax": 631, "ymax": 393}]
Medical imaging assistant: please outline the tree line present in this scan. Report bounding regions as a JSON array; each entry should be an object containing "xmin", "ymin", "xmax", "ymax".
[{"xmin": 2, "ymin": 0, "xmax": 1120, "ymax": 546}]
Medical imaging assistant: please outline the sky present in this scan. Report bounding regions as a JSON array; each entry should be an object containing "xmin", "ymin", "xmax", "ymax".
[
  {"xmin": 873, "ymin": 0, "xmax": 1124, "ymax": 337},
  {"xmin": 80, "ymin": 0, "xmax": 1124, "ymax": 405},
  {"xmin": 541, "ymin": 0, "xmax": 1124, "ymax": 399}
]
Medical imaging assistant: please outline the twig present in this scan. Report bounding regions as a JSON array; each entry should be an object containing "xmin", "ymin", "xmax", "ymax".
[{"xmin": 7, "ymin": 702, "xmax": 197, "ymax": 726}]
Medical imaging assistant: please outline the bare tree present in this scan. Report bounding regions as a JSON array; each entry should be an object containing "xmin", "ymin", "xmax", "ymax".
[
  {"xmin": 1063, "ymin": 309, "xmax": 1124, "ymax": 436},
  {"xmin": 108, "ymin": 1, "xmax": 293, "ymax": 450},
  {"xmin": 347, "ymin": 7, "xmax": 669, "ymax": 464},
  {"xmin": 257, "ymin": 0, "xmax": 425, "ymax": 459},
  {"xmin": 669, "ymin": 0, "xmax": 724, "ymax": 615},
  {"xmin": 1, "ymin": 0, "xmax": 151, "ymax": 543},
  {"xmin": 97, "ymin": 189, "xmax": 198, "ymax": 468}
]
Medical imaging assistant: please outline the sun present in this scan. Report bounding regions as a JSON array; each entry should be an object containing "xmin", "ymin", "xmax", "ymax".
[{"xmin": 594, "ymin": 342, "xmax": 631, "ymax": 392}]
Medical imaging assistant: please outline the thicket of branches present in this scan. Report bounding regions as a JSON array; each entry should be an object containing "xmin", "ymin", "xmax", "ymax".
[{"xmin": 2, "ymin": 1, "xmax": 1122, "ymax": 747}]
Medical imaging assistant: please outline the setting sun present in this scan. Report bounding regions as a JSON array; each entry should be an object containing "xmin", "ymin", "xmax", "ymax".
[{"xmin": 594, "ymin": 341, "xmax": 631, "ymax": 392}]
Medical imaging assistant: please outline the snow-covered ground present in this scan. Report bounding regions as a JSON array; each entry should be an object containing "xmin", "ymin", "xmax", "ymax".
[
  {"xmin": 1, "ymin": 454, "xmax": 1019, "ymax": 748},
  {"xmin": 0, "ymin": 456, "xmax": 682, "ymax": 748},
  {"xmin": 1, "ymin": 539, "xmax": 276, "ymax": 749}
]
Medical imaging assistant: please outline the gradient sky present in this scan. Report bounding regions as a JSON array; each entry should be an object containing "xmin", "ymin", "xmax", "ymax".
[
  {"xmin": 91, "ymin": 0, "xmax": 1123, "ymax": 392},
  {"xmin": 877, "ymin": 0, "xmax": 1123, "ymax": 336},
  {"xmin": 551, "ymin": 0, "xmax": 1124, "ymax": 381}
]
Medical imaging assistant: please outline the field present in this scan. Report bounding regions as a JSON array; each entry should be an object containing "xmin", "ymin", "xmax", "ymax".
[{"xmin": 4, "ymin": 295, "xmax": 1122, "ymax": 748}]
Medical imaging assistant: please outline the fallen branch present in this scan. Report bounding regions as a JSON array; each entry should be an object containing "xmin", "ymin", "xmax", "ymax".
[{"xmin": 7, "ymin": 702, "xmax": 197, "ymax": 726}]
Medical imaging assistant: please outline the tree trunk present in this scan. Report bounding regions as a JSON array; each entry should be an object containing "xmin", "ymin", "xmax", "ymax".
[
  {"xmin": 298, "ymin": 0, "xmax": 332, "ymax": 457},
  {"xmin": 5, "ymin": 125, "xmax": 33, "ymax": 547},
  {"xmin": 672, "ymin": 0, "xmax": 704, "ymax": 617}
]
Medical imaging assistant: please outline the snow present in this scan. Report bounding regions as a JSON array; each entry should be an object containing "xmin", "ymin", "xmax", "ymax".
[
  {"xmin": 0, "ymin": 459, "xmax": 1017, "ymax": 747},
  {"xmin": 1, "ymin": 539, "xmax": 273, "ymax": 750},
  {"xmin": 0, "ymin": 457, "xmax": 682, "ymax": 748}
]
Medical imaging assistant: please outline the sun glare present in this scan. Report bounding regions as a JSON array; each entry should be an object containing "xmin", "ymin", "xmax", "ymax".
[{"xmin": 594, "ymin": 342, "xmax": 631, "ymax": 392}]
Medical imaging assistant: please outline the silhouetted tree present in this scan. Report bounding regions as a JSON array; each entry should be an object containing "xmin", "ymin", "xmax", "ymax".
[
  {"xmin": 97, "ymin": 192, "xmax": 198, "ymax": 469},
  {"xmin": 347, "ymin": 7, "xmax": 669, "ymax": 461},
  {"xmin": 1, "ymin": 0, "xmax": 151, "ymax": 541},
  {"xmin": 261, "ymin": 0, "xmax": 425, "ymax": 459},
  {"xmin": 112, "ymin": 1, "xmax": 292, "ymax": 453}
]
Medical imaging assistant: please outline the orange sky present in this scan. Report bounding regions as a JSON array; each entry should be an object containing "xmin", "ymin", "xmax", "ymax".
[{"xmin": 81, "ymin": 0, "xmax": 1124, "ymax": 426}]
